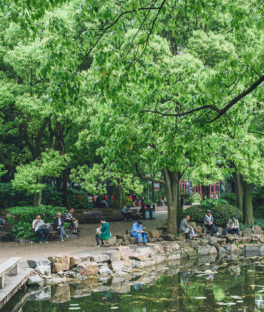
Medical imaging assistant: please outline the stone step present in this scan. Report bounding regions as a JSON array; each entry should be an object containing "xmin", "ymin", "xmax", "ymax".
[{"xmin": 0, "ymin": 270, "xmax": 30, "ymax": 309}]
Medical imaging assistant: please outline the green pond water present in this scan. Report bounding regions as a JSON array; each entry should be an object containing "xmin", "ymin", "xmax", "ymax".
[{"xmin": 3, "ymin": 257, "xmax": 264, "ymax": 312}]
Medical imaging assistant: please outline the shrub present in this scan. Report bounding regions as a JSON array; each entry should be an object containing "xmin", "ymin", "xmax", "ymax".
[
  {"xmin": 200, "ymin": 198, "xmax": 229, "ymax": 209},
  {"xmin": 181, "ymin": 203, "xmax": 242, "ymax": 227},
  {"xmin": 221, "ymin": 192, "xmax": 237, "ymax": 206},
  {"xmin": 7, "ymin": 205, "xmax": 67, "ymax": 240},
  {"xmin": 67, "ymin": 189, "xmax": 92, "ymax": 209}
]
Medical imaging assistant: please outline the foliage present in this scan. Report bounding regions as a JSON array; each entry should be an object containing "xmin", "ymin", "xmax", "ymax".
[
  {"xmin": 200, "ymin": 198, "xmax": 229, "ymax": 209},
  {"xmin": 12, "ymin": 150, "xmax": 69, "ymax": 194},
  {"xmin": 7, "ymin": 205, "xmax": 67, "ymax": 240},
  {"xmin": 0, "ymin": 182, "xmax": 32, "ymax": 209},
  {"xmin": 221, "ymin": 192, "xmax": 237, "ymax": 206},
  {"xmin": 182, "ymin": 204, "xmax": 242, "ymax": 227},
  {"xmin": 67, "ymin": 188, "xmax": 93, "ymax": 210}
]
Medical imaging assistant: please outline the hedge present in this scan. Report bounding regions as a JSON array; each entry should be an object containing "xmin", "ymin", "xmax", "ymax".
[
  {"xmin": 181, "ymin": 203, "xmax": 243, "ymax": 227},
  {"xmin": 7, "ymin": 205, "xmax": 67, "ymax": 240}
]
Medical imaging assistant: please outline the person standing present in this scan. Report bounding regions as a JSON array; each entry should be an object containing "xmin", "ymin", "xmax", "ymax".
[
  {"xmin": 204, "ymin": 210, "xmax": 219, "ymax": 236},
  {"xmin": 226, "ymin": 216, "xmax": 240, "ymax": 236},
  {"xmin": 32, "ymin": 215, "xmax": 49, "ymax": 243},
  {"xmin": 131, "ymin": 220, "xmax": 148, "ymax": 245},
  {"xmin": 54, "ymin": 212, "xmax": 68, "ymax": 242}
]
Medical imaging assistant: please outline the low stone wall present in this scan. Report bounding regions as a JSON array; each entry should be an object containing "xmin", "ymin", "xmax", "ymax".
[{"xmin": 27, "ymin": 229, "xmax": 264, "ymax": 286}]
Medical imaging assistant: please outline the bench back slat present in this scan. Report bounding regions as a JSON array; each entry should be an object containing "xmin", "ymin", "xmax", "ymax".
[{"xmin": 0, "ymin": 257, "xmax": 22, "ymax": 276}]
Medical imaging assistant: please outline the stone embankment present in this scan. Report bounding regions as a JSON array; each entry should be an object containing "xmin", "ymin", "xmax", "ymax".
[{"xmin": 27, "ymin": 225, "xmax": 264, "ymax": 286}]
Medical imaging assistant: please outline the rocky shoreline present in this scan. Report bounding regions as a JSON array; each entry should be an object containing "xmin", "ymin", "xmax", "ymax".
[{"xmin": 27, "ymin": 225, "xmax": 264, "ymax": 287}]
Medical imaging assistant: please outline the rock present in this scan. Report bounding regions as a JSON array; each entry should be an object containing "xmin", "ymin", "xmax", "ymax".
[
  {"xmin": 130, "ymin": 246, "xmax": 153, "ymax": 261},
  {"xmin": 244, "ymin": 244, "xmax": 260, "ymax": 257},
  {"xmin": 157, "ymin": 225, "xmax": 168, "ymax": 233},
  {"xmin": 184, "ymin": 247, "xmax": 197, "ymax": 257},
  {"xmin": 116, "ymin": 239, "xmax": 123, "ymax": 246},
  {"xmin": 189, "ymin": 240, "xmax": 200, "ymax": 249},
  {"xmin": 253, "ymin": 226, "xmax": 262, "ymax": 235},
  {"xmin": 103, "ymin": 237, "xmax": 117, "ymax": 247},
  {"xmin": 260, "ymin": 236, "xmax": 264, "ymax": 243},
  {"xmin": 35, "ymin": 265, "xmax": 51, "ymax": 275},
  {"xmin": 98, "ymin": 264, "xmax": 112, "ymax": 275},
  {"xmin": 195, "ymin": 226, "xmax": 203, "ymax": 234},
  {"xmin": 90, "ymin": 254, "xmax": 110, "ymax": 263},
  {"xmin": 111, "ymin": 260, "xmax": 132, "ymax": 273},
  {"xmin": 28, "ymin": 258, "xmax": 51, "ymax": 269},
  {"xmin": 129, "ymin": 237, "xmax": 138, "ymax": 244},
  {"xmin": 209, "ymin": 246, "xmax": 217, "ymax": 254},
  {"xmin": 208, "ymin": 236, "xmax": 218, "ymax": 246},
  {"xmin": 199, "ymin": 239, "xmax": 209, "ymax": 246},
  {"xmin": 48, "ymin": 256, "xmax": 70, "ymax": 273},
  {"xmin": 161, "ymin": 241, "xmax": 180, "ymax": 253},
  {"xmin": 149, "ymin": 230, "xmax": 160, "ymax": 238},
  {"xmin": 230, "ymin": 244, "xmax": 240, "ymax": 254},
  {"xmin": 217, "ymin": 246, "xmax": 229, "ymax": 254},
  {"xmin": 103, "ymin": 250, "xmax": 122, "ymax": 261},
  {"xmin": 216, "ymin": 227, "xmax": 223, "ymax": 235},
  {"xmin": 251, "ymin": 235, "xmax": 260, "ymax": 243},
  {"xmin": 46, "ymin": 277, "xmax": 67, "ymax": 285},
  {"xmin": 77, "ymin": 261, "xmax": 98, "ymax": 276},
  {"xmin": 161, "ymin": 234, "xmax": 175, "ymax": 241},
  {"xmin": 117, "ymin": 246, "xmax": 132, "ymax": 260},
  {"xmin": 116, "ymin": 234, "xmax": 130, "ymax": 241},
  {"xmin": 239, "ymin": 236, "xmax": 251, "ymax": 244},
  {"xmin": 225, "ymin": 234, "xmax": 239, "ymax": 243},
  {"xmin": 260, "ymin": 245, "xmax": 264, "ymax": 256},
  {"xmin": 242, "ymin": 228, "xmax": 252, "ymax": 236},
  {"xmin": 27, "ymin": 275, "xmax": 44, "ymax": 286},
  {"xmin": 198, "ymin": 246, "xmax": 210, "ymax": 256}
]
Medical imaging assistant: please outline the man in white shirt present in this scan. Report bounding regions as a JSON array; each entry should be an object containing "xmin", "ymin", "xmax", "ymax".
[{"xmin": 32, "ymin": 215, "xmax": 49, "ymax": 243}]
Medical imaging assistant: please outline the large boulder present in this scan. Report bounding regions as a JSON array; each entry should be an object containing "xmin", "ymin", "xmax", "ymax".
[
  {"xmin": 208, "ymin": 236, "xmax": 218, "ymax": 246},
  {"xmin": 130, "ymin": 246, "xmax": 153, "ymax": 261},
  {"xmin": 111, "ymin": 260, "xmax": 132, "ymax": 273},
  {"xmin": 242, "ymin": 228, "xmax": 252, "ymax": 237},
  {"xmin": 103, "ymin": 237, "xmax": 117, "ymax": 247},
  {"xmin": 260, "ymin": 245, "xmax": 264, "ymax": 256},
  {"xmin": 35, "ymin": 265, "xmax": 51, "ymax": 275},
  {"xmin": 252, "ymin": 226, "xmax": 262, "ymax": 235},
  {"xmin": 98, "ymin": 264, "xmax": 113, "ymax": 275},
  {"xmin": 103, "ymin": 250, "xmax": 122, "ymax": 261},
  {"xmin": 244, "ymin": 244, "xmax": 260, "ymax": 257},
  {"xmin": 27, "ymin": 275, "xmax": 44, "ymax": 286},
  {"xmin": 48, "ymin": 255, "xmax": 70, "ymax": 273},
  {"xmin": 149, "ymin": 230, "xmax": 160, "ymax": 238},
  {"xmin": 77, "ymin": 261, "xmax": 98, "ymax": 276},
  {"xmin": 198, "ymin": 246, "xmax": 210, "ymax": 256},
  {"xmin": 28, "ymin": 258, "xmax": 51, "ymax": 269}
]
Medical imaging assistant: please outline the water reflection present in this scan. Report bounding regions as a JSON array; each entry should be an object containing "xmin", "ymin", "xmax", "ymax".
[{"xmin": 4, "ymin": 256, "xmax": 264, "ymax": 312}]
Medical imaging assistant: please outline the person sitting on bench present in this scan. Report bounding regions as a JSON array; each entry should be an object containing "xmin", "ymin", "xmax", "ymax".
[
  {"xmin": 32, "ymin": 215, "xmax": 49, "ymax": 243},
  {"xmin": 226, "ymin": 216, "xmax": 240, "ymax": 236},
  {"xmin": 131, "ymin": 220, "xmax": 148, "ymax": 245},
  {"xmin": 204, "ymin": 210, "xmax": 219, "ymax": 236},
  {"xmin": 54, "ymin": 212, "xmax": 68, "ymax": 242},
  {"xmin": 180, "ymin": 215, "xmax": 197, "ymax": 239},
  {"xmin": 95, "ymin": 218, "xmax": 111, "ymax": 247},
  {"xmin": 65, "ymin": 208, "xmax": 79, "ymax": 235}
]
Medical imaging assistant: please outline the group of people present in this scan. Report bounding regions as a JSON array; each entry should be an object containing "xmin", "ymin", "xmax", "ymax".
[
  {"xmin": 180, "ymin": 210, "xmax": 240, "ymax": 239},
  {"xmin": 95, "ymin": 219, "xmax": 148, "ymax": 247},
  {"xmin": 32, "ymin": 208, "xmax": 79, "ymax": 243}
]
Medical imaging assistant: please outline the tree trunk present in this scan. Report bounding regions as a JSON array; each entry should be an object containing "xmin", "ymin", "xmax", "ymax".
[
  {"xmin": 163, "ymin": 167, "xmax": 180, "ymax": 234},
  {"xmin": 242, "ymin": 180, "xmax": 253, "ymax": 226},
  {"xmin": 235, "ymin": 173, "xmax": 243, "ymax": 211},
  {"xmin": 33, "ymin": 191, "xmax": 42, "ymax": 207}
]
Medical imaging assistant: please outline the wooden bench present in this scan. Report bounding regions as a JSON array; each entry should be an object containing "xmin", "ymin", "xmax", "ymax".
[
  {"xmin": 0, "ymin": 257, "xmax": 22, "ymax": 289},
  {"xmin": 0, "ymin": 224, "xmax": 13, "ymax": 241}
]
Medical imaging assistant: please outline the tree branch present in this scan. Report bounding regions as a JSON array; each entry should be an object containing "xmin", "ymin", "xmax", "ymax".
[
  {"xmin": 85, "ymin": 3, "xmax": 166, "ymax": 57},
  {"xmin": 135, "ymin": 163, "xmax": 164, "ymax": 184},
  {"xmin": 210, "ymin": 74, "xmax": 264, "ymax": 122},
  {"xmin": 143, "ymin": 105, "xmax": 220, "ymax": 117}
]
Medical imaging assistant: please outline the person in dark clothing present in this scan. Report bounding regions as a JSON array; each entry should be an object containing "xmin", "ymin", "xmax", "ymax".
[
  {"xmin": 54, "ymin": 212, "xmax": 68, "ymax": 242},
  {"xmin": 204, "ymin": 210, "xmax": 219, "ymax": 236}
]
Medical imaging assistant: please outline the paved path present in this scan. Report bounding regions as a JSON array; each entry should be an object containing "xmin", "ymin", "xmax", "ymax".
[{"xmin": 0, "ymin": 212, "xmax": 168, "ymax": 263}]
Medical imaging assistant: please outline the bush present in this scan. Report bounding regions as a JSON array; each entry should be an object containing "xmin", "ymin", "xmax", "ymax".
[
  {"xmin": 221, "ymin": 192, "xmax": 237, "ymax": 206},
  {"xmin": 200, "ymin": 198, "xmax": 229, "ymax": 209},
  {"xmin": 181, "ymin": 203, "xmax": 243, "ymax": 227},
  {"xmin": 67, "ymin": 189, "xmax": 92, "ymax": 209},
  {"xmin": 0, "ymin": 183, "xmax": 33, "ymax": 210},
  {"xmin": 7, "ymin": 205, "xmax": 67, "ymax": 240}
]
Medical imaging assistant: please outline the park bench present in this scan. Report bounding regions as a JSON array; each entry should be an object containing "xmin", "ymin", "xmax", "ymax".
[
  {"xmin": 0, "ymin": 257, "xmax": 22, "ymax": 289},
  {"xmin": 83, "ymin": 211, "xmax": 103, "ymax": 223},
  {"xmin": 0, "ymin": 224, "xmax": 13, "ymax": 241}
]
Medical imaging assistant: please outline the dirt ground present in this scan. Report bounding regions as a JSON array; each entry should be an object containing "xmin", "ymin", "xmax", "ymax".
[{"xmin": 0, "ymin": 211, "xmax": 168, "ymax": 263}]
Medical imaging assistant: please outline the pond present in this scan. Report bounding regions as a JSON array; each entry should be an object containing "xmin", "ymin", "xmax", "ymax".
[{"xmin": 3, "ymin": 257, "xmax": 264, "ymax": 312}]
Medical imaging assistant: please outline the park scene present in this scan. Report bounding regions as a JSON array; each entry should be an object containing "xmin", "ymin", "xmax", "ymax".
[{"xmin": 0, "ymin": 0, "xmax": 264, "ymax": 311}]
